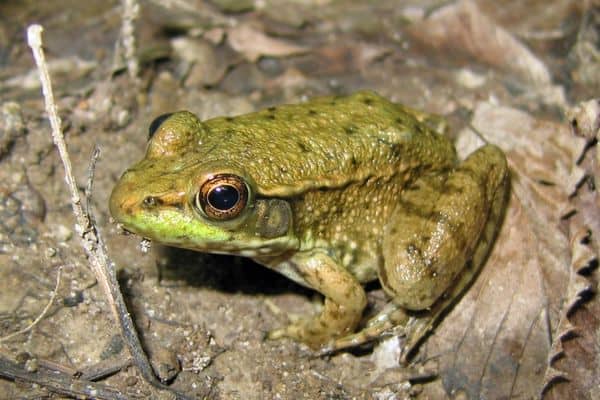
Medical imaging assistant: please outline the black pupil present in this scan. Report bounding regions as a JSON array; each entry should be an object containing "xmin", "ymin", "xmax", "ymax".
[{"xmin": 208, "ymin": 185, "xmax": 240, "ymax": 211}]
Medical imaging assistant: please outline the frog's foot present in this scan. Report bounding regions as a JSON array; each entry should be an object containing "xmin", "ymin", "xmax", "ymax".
[
  {"xmin": 267, "ymin": 320, "xmax": 333, "ymax": 349},
  {"xmin": 267, "ymin": 297, "xmax": 363, "ymax": 349},
  {"xmin": 315, "ymin": 299, "xmax": 450, "ymax": 362},
  {"xmin": 315, "ymin": 302, "xmax": 426, "ymax": 362}
]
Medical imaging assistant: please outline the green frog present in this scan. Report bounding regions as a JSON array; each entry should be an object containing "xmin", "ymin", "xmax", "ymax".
[{"xmin": 110, "ymin": 91, "xmax": 509, "ymax": 356}]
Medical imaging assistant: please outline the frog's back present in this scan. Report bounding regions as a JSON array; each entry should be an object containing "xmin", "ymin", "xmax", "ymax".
[{"xmin": 199, "ymin": 91, "xmax": 457, "ymax": 195}]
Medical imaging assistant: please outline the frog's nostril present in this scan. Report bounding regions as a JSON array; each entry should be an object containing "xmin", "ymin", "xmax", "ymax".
[{"xmin": 142, "ymin": 196, "xmax": 161, "ymax": 207}]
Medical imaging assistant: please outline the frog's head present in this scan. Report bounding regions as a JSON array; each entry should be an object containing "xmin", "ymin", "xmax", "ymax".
[{"xmin": 109, "ymin": 111, "xmax": 299, "ymax": 257}]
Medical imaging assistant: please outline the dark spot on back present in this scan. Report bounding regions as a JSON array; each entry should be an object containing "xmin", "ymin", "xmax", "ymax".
[
  {"xmin": 297, "ymin": 141, "xmax": 310, "ymax": 153},
  {"xmin": 225, "ymin": 117, "xmax": 234, "ymax": 122},
  {"xmin": 363, "ymin": 97, "xmax": 374, "ymax": 106},
  {"xmin": 344, "ymin": 125, "xmax": 357, "ymax": 135},
  {"xmin": 267, "ymin": 106, "xmax": 277, "ymax": 112},
  {"xmin": 444, "ymin": 183, "xmax": 465, "ymax": 195},
  {"xmin": 390, "ymin": 143, "xmax": 402, "ymax": 158},
  {"xmin": 265, "ymin": 114, "xmax": 276, "ymax": 120},
  {"xmin": 308, "ymin": 109, "xmax": 317, "ymax": 115}
]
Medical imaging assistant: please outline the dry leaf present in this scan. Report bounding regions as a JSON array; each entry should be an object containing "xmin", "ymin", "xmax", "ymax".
[
  {"xmin": 566, "ymin": 98, "xmax": 600, "ymax": 142},
  {"xmin": 423, "ymin": 103, "xmax": 589, "ymax": 399},
  {"xmin": 226, "ymin": 22, "xmax": 308, "ymax": 62},
  {"xmin": 408, "ymin": 0, "xmax": 551, "ymax": 86},
  {"xmin": 542, "ymin": 99, "xmax": 600, "ymax": 399}
]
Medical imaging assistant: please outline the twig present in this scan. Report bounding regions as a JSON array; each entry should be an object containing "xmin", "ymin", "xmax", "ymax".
[
  {"xmin": 121, "ymin": 0, "xmax": 140, "ymax": 82},
  {"xmin": 27, "ymin": 27, "xmax": 86, "ymax": 224},
  {"xmin": 0, "ymin": 355, "xmax": 132, "ymax": 400},
  {"xmin": 26, "ymin": 24, "xmax": 194, "ymax": 400},
  {"xmin": 0, "ymin": 267, "xmax": 62, "ymax": 343},
  {"xmin": 85, "ymin": 146, "xmax": 101, "ymax": 221}
]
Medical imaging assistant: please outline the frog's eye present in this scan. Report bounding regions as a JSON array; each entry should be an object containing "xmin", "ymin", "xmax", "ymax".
[
  {"xmin": 196, "ymin": 174, "xmax": 249, "ymax": 220},
  {"xmin": 148, "ymin": 113, "xmax": 174, "ymax": 139}
]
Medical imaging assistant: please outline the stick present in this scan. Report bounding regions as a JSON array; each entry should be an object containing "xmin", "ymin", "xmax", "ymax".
[
  {"xmin": 26, "ymin": 24, "xmax": 193, "ymax": 400},
  {"xmin": 0, "ymin": 355, "xmax": 131, "ymax": 400}
]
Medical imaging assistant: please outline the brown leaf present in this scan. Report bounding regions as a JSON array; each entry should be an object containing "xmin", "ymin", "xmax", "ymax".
[
  {"xmin": 423, "ymin": 103, "xmax": 589, "ymax": 398},
  {"xmin": 226, "ymin": 22, "xmax": 308, "ymax": 62},
  {"xmin": 408, "ymin": 0, "xmax": 551, "ymax": 85},
  {"xmin": 542, "ymin": 99, "xmax": 600, "ymax": 399}
]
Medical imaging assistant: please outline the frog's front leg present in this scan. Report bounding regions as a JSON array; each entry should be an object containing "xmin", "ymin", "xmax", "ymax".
[{"xmin": 267, "ymin": 250, "xmax": 367, "ymax": 347}]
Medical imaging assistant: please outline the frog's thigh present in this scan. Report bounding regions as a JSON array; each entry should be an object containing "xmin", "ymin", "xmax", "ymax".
[
  {"xmin": 380, "ymin": 144, "xmax": 509, "ymax": 310},
  {"xmin": 268, "ymin": 250, "xmax": 367, "ymax": 347}
]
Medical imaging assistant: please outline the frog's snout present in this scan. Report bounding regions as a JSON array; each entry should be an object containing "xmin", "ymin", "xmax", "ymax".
[
  {"xmin": 109, "ymin": 175, "xmax": 139, "ymax": 223},
  {"xmin": 109, "ymin": 169, "xmax": 189, "ymax": 228}
]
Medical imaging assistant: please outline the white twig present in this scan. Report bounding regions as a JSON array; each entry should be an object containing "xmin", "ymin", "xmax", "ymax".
[
  {"xmin": 26, "ymin": 24, "xmax": 192, "ymax": 400},
  {"xmin": 121, "ymin": 0, "xmax": 140, "ymax": 82},
  {"xmin": 27, "ymin": 25, "xmax": 87, "ymax": 231},
  {"xmin": 28, "ymin": 23, "xmax": 113, "ymax": 317}
]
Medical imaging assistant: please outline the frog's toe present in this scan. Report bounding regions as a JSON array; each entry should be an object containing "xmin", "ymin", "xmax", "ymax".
[
  {"xmin": 266, "ymin": 327, "xmax": 286, "ymax": 341},
  {"xmin": 266, "ymin": 319, "xmax": 341, "ymax": 350},
  {"xmin": 311, "ymin": 304, "xmax": 414, "ymax": 357}
]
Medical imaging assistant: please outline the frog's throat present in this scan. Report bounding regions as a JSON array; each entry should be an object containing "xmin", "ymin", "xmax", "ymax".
[{"xmin": 117, "ymin": 208, "xmax": 298, "ymax": 256}]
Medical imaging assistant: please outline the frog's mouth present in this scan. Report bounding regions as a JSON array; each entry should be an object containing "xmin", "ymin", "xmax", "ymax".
[
  {"xmin": 110, "ymin": 194, "xmax": 297, "ymax": 257},
  {"xmin": 115, "ymin": 206, "xmax": 232, "ymax": 246}
]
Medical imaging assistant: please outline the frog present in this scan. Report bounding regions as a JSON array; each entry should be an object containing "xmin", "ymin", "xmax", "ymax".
[{"xmin": 109, "ymin": 91, "xmax": 509, "ymax": 357}]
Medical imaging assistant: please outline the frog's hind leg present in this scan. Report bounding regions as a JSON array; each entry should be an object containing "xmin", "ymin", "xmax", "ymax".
[{"xmin": 319, "ymin": 145, "xmax": 509, "ymax": 359}]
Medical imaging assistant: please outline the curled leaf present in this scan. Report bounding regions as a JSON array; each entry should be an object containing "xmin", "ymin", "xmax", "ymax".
[
  {"xmin": 227, "ymin": 22, "xmax": 308, "ymax": 62},
  {"xmin": 408, "ymin": 0, "xmax": 551, "ymax": 85},
  {"xmin": 424, "ymin": 102, "xmax": 588, "ymax": 399}
]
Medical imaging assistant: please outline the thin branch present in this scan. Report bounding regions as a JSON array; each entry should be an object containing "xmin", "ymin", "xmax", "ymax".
[
  {"xmin": 121, "ymin": 0, "xmax": 140, "ymax": 82},
  {"xmin": 0, "ymin": 355, "xmax": 132, "ymax": 400},
  {"xmin": 26, "ymin": 24, "xmax": 194, "ymax": 400},
  {"xmin": 27, "ymin": 26, "xmax": 87, "ymax": 229}
]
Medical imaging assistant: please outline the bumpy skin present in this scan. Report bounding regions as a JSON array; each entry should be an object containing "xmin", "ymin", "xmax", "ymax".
[{"xmin": 110, "ymin": 91, "xmax": 509, "ymax": 354}]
